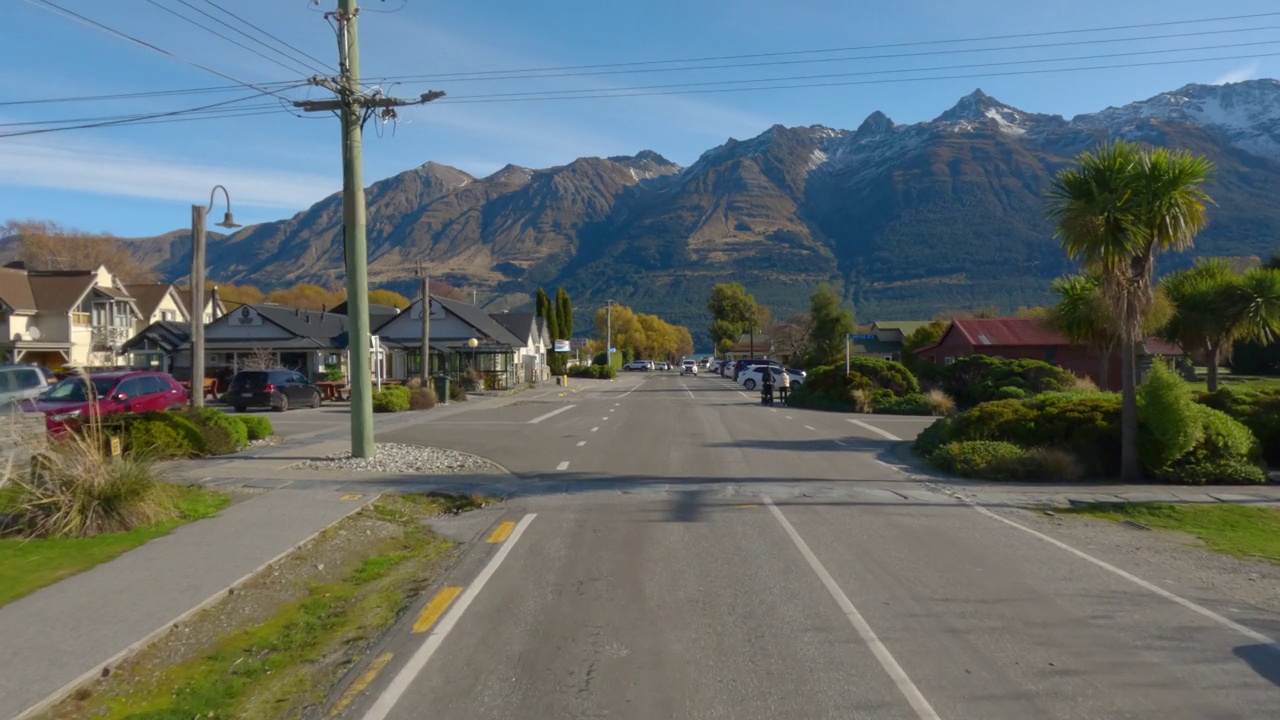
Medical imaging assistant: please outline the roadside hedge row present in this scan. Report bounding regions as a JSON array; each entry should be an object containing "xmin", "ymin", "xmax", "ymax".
[
  {"xmin": 912, "ymin": 363, "xmax": 1268, "ymax": 484},
  {"xmin": 568, "ymin": 364, "xmax": 618, "ymax": 379},
  {"xmin": 115, "ymin": 408, "xmax": 274, "ymax": 459}
]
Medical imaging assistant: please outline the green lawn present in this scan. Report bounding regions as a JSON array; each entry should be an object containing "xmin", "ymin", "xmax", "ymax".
[
  {"xmin": 1066, "ymin": 502, "xmax": 1280, "ymax": 564},
  {"xmin": 0, "ymin": 486, "xmax": 230, "ymax": 608},
  {"xmin": 1185, "ymin": 373, "xmax": 1280, "ymax": 393}
]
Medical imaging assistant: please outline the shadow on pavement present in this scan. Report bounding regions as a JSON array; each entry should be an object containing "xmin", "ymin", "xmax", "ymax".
[{"xmin": 1234, "ymin": 644, "xmax": 1280, "ymax": 688}]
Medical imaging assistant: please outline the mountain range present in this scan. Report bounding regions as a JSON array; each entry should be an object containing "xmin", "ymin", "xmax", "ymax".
[{"xmin": 99, "ymin": 80, "xmax": 1280, "ymax": 343}]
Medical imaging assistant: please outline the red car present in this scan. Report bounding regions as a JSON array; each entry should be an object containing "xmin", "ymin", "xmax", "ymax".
[{"xmin": 32, "ymin": 371, "xmax": 189, "ymax": 434}]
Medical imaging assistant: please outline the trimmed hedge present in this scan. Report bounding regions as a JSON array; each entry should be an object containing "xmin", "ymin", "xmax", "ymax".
[
  {"xmin": 931, "ymin": 441, "xmax": 1026, "ymax": 478},
  {"xmin": 568, "ymin": 364, "xmax": 618, "ymax": 379},
  {"xmin": 847, "ymin": 357, "xmax": 919, "ymax": 397},
  {"xmin": 238, "ymin": 415, "xmax": 275, "ymax": 441},
  {"xmin": 789, "ymin": 360, "xmax": 921, "ymax": 412},
  {"xmin": 939, "ymin": 355, "xmax": 1077, "ymax": 407},
  {"xmin": 177, "ymin": 407, "xmax": 247, "ymax": 455},
  {"xmin": 126, "ymin": 419, "xmax": 196, "ymax": 459},
  {"xmin": 372, "ymin": 385, "xmax": 412, "ymax": 413},
  {"xmin": 1199, "ymin": 386, "xmax": 1280, "ymax": 467},
  {"xmin": 874, "ymin": 393, "xmax": 932, "ymax": 416}
]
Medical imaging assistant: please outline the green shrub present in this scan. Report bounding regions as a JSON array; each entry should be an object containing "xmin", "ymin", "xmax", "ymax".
[
  {"xmin": 1157, "ymin": 458, "xmax": 1269, "ymax": 485},
  {"xmin": 449, "ymin": 383, "xmax": 468, "ymax": 402},
  {"xmin": 947, "ymin": 394, "xmax": 1122, "ymax": 474},
  {"xmin": 177, "ymin": 407, "xmax": 246, "ymax": 455},
  {"xmin": 568, "ymin": 365, "xmax": 596, "ymax": 378},
  {"xmin": 847, "ymin": 357, "xmax": 920, "ymax": 397},
  {"xmin": 125, "ymin": 420, "xmax": 196, "ymax": 460},
  {"xmin": 409, "ymin": 387, "xmax": 438, "ymax": 411},
  {"xmin": 875, "ymin": 393, "xmax": 932, "ymax": 415},
  {"xmin": 931, "ymin": 441, "xmax": 1026, "ymax": 478},
  {"xmin": 1137, "ymin": 362, "xmax": 1203, "ymax": 471},
  {"xmin": 940, "ymin": 355, "xmax": 1077, "ymax": 407},
  {"xmin": 372, "ymin": 386, "xmax": 412, "ymax": 413},
  {"xmin": 994, "ymin": 386, "xmax": 1027, "ymax": 400},
  {"xmin": 237, "ymin": 415, "xmax": 275, "ymax": 441},
  {"xmin": 1199, "ymin": 386, "xmax": 1280, "ymax": 467},
  {"xmin": 912, "ymin": 417, "xmax": 955, "ymax": 459},
  {"xmin": 592, "ymin": 364, "xmax": 617, "ymax": 379},
  {"xmin": 1012, "ymin": 448, "xmax": 1086, "ymax": 481},
  {"xmin": 948, "ymin": 399, "xmax": 1039, "ymax": 442},
  {"xmin": 1188, "ymin": 404, "xmax": 1261, "ymax": 464}
]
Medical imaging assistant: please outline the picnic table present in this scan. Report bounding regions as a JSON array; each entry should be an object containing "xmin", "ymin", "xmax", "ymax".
[
  {"xmin": 179, "ymin": 378, "xmax": 219, "ymax": 400},
  {"xmin": 314, "ymin": 380, "xmax": 349, "ymax": 402}
]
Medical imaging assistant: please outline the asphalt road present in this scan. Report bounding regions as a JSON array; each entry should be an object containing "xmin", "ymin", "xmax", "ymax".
[{"xmin": 344, "ymin": 371, "xmax": 1280, "ymax": 719}]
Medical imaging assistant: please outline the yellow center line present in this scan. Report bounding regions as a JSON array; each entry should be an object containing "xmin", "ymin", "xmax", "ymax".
[
  {"xmin": 413, "ymin": 586, "xmax": 463, "ymax": 634},
  {"xmin": 329, "ymin": 652, "xmax": 394, "ymax": 717},
  {"xmin": 487, "ymin": 520, "xmax": 516, "ymax": 543}
]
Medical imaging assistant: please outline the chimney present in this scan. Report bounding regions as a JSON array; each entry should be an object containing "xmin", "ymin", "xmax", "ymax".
[{"xmin": 210, "ymin": 285, "xmax": 221, "ymax": 320}]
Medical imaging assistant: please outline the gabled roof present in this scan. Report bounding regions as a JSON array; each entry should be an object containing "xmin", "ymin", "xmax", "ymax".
[
  {"xmin": 27, "ymin": 271, "xmax": 97, "ymax": 313},
  {"xmin": 122, "ymin": 320, "xmax": 190, "ymax": 353},
  {"xmin": 435, "ymin": 296, "xmax": 524, "ymax": 347},
  {"xmin": 870, "ymin": 321, "xmax": 931, "ymax": 336},
  {"xmin": 0, "ymin": 267, "xmax": 36, "ymax": 312},
  {"xmin": 489, "ymin": 311, "xmax": 537, "ymax": 342},
  {"xmin": 177, "ymin": 288, "xmax": 223, "ymax": 317},
  {"xmin": 948, "ymin": 317, "xmax": 1068, "ymax": 347},
  {"xmin": 245, "ymin": 304, "xmax": 349, "ymax": 340},
  {"xmin": 125, "ymin": 283, "xmax": 180, "ymax": 319},
  {"xmin": 330, "ymin": 300, "xmax": 401, "ymax": 319}
]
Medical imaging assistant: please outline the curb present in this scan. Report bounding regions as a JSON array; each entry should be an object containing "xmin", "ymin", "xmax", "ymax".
[{"xmin": 12, "ymin": 493, "xmax": 378, "ymax": 720}]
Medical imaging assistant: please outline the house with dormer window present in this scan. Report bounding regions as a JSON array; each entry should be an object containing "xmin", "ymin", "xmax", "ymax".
[{"xmin": 0, "ymin": 263, "xmax": 142, "ymax": 368}]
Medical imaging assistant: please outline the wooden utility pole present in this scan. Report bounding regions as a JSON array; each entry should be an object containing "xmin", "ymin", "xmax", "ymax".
[
  {"xmin": 418, "ymin": 262, "xmax": 430, "ymax": 388},
  {"xmin": 295, "ymin": 0, "xmax": 444, "ymax": 458},
  {"xmin": 189, "ymin": 205, "xmax": 206, "ymax": 407}
]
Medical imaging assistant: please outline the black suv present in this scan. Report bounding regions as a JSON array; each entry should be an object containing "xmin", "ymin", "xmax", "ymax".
[{"xmin": 226, "ymin": 370, "xmax": 322, "ymax": 412}]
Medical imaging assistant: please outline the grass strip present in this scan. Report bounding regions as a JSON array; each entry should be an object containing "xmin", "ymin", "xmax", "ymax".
[
  {"xmin": 0, "ymin": 486, "xmax": 229, "ymax": 608},
  {"xmin": 1065, "ymin": 502, "xmax": 1280, "ymax": 563},
  {"xmin": 71, "ymin": 494, "xmax": 460, "ymax": 720}
]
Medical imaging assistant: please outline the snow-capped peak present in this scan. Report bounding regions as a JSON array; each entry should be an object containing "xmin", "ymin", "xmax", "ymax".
[{"xmin": 934, "ymin": 88, "xmax": 1036, "ymax": 136}]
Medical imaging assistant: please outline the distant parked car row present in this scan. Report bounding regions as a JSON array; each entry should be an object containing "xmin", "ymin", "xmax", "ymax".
[{"xmin": 0, "ymin": 364, "xmax": 328, "ymax": 435}]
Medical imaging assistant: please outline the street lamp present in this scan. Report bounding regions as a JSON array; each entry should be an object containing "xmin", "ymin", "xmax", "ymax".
[
  {"xmin": 605, "ymin": 299, "xmax": 614, "ymax": 366},
  {"xmin": 190, "ymin": 185, "xmax": 240, "ymax": 407}
]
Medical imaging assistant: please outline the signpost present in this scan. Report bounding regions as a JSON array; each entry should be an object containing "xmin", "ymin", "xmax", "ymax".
[{"xmin": 554, "ymin": 339, "xmax": 571, "ymax": 353}]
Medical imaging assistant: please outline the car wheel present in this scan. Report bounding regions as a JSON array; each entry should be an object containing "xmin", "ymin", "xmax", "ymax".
[
  {"xmin": 743, "ymin": 379, "xmax": 757, "ymax": 390},
  {"xmin": 311, "ymin": 390, "xmax": 322, "ymax": 409},
  {"xmin": 232, "ymin": 405, "xmax": 248, "ymax": 413},
  {"xmin": 275, "ymin": 393, "xmax": 289, "ymax": 412}
]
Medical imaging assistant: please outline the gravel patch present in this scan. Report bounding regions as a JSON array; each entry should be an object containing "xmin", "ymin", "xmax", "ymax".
[
  {"xmin": 990, "ymin": 504, "xmax": 1280, "ymax": 617},
  {"xmin": 293, "ymin": 442, "xmax": 499, "ymax": 474}
]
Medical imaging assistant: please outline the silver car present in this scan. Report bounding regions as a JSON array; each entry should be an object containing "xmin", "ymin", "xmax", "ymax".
[{"xmin": 0, "ymin": 364, "xmax": 52, "ymax": 412}]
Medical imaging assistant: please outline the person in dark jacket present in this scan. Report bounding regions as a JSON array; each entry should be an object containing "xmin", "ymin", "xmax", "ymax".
[{"xmin": 761, "ymin": 367, "xmax": 774, "ymax": 405}]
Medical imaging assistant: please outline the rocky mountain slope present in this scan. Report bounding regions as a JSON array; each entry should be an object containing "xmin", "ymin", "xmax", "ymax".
[{"xmin": 136, "ymin": 79, "xmax": 1280, "ymax": 339}]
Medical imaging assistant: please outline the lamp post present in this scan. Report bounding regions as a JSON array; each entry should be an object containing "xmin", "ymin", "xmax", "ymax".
[
  {"xmin": 467, "ymin": 337, "xmax": 478, "ymax": 371},
  {"xmin": 605, "ymin": 299, "xmax": 614, "ymax": 367},
  {"xmin": 191, "ymin": 185, "xmax": 240, "ymax": 407}
]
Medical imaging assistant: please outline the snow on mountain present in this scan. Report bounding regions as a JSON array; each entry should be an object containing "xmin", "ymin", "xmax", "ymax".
[{"xmin": 1073, "ymin": 79, "xmax": 1280, "ymax": 158}]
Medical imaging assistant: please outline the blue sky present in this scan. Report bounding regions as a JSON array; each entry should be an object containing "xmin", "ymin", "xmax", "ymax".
[{"xmin": 2, "ymin": 0, "xmax": 1277, "ymax": 238}]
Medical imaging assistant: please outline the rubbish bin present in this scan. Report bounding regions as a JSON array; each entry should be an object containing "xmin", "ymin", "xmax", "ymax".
[{"xmin": 433, "ymin": 375, "xmax": 450, "ymax": 405}]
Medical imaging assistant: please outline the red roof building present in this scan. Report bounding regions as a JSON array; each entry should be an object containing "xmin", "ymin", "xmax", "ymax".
[{"xmin": 915, "ymin": 317, "xmax": 1182, "ymax": 391}]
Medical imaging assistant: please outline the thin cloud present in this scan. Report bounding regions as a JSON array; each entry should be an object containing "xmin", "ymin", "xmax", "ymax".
[
  {"xmin": 0, "ymin": 135, "xmax": 336, "ymax": 209},
  {"xmin": 1213, "ymin": 61, "xmax": 1261, "ymax": 85}
]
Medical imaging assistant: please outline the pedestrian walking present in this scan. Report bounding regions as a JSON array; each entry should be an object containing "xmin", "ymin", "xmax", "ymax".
[
  {"xmin": 777, "ymin": 368, "xmax": 791, "ymax": 405},
  {"xmin": 761, "ymin": 367, "xmax": 775, "ymax": 406}
]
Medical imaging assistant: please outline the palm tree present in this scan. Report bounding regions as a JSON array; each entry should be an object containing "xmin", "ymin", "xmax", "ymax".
[
  {"xmin": 1164, "ymin": 261, "xmax": 1280, "ymax": 391},
  {"xmin": 1048, "ymin": 140, "xmax": 1213, "ymax": 481},
  {"xmin": 1048, "ymin": 274, "xmax": 1116, "ymax": 388}
]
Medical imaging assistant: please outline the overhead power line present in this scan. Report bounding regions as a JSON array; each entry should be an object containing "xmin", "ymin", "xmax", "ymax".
[
  {"xmin": 429, "ymin": 50, "xmax": 1280, "ymax": 105},
  {"xmin": 20, "ymin": 0, "xmax": 298, "ymax": 101},
  {"xmin": 167, "ymin": 0, "xmax": 331, "ymax": 75},
  {"xmin": 143, "ymin": 0, "xmax": 317, "ymax": 78},
  {"xmin": 372, "ymin": 11, "xmax": 1280, "ymax": 82},
  {"xmin": 438, "ymin": 38, "xmax": 1280, "ymax": 101},
  {"xmin": 0, "ymin": 81, "xmax": 302, "ymax": 107},
  {"xmin": 197, "ymin": 0, "xmax": 336, "ymax": 74}
]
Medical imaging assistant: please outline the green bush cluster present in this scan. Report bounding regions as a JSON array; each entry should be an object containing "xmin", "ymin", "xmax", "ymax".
[
  {"xmin": 126, "ymin": 419, "xmax": 196, "ymax": 460},
  {"xmin": 372, "ymin": 386, "xmax": 412, "ymax": 413},
  {"xmin": 789, "ymin": 359, "xmax": 924, "ymax": 413},
  {"xmin": 939, "ymin": 355, "xmax": 1077, "ymax": 407},
  {"xmin": 874, "ymin": 393, "xmax": 932, "ymax": 416},
  {"xmin": 847, "ymin": 357, "xmax": 920, "ymax": 397},
  {"xmin": 1199, "ymin": 385, "xmax": 1280, "ymax": 467},
  {"xmin": 238, "ymin": 415, "xmax": 275, "ymax": 441},
  {"xmin": 117, "ymin": 408, "xmax": 252, "ymax": 458},
  {"xmin": 568, "ymin": 364, "xmax": 617, "ymax": 379},
  {"xmin": 931, "ymin": 441, "xmax": 1026, "ymax": 477},
  {"xmin": 916, "ymin": 372, "xmax": 1266, "ymax": 483}
]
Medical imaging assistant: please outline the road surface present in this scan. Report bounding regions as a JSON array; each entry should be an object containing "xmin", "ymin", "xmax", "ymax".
[{"xmin": 341, "ymin": 371, "xmax": 1279, "ymax": 719}]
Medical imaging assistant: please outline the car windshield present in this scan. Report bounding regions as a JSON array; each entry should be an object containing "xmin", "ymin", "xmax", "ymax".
[{"xmin": 43, "ymin": 376, "xmax": 117, "ymax": 402}]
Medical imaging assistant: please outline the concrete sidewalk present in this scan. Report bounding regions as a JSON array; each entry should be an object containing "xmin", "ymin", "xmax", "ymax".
[{"xmin": 0, "ymin": 490, "xmax": 371, "ymax": 720}]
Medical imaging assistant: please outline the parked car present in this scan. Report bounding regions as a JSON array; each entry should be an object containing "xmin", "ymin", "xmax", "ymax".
[
  {"xmin": 680, "ymin": 359, "xmax": 698, "ymax": 375},
  {"xmin": 226, "ymin": 369, "xmax": 322, "ymax": 412},
  {"xmin": 731, "ymin": 358, "xmax": 779, "ymax": 381},
  {"xmin": 0, "ymin": 364, "xmax": 55, "ymax": 412},
  {"xmin": 738, "ymin": 366, "xmax": 806, "ymax": 390},
  {"xmin": 623, "ymin": 360, "xmax": 652, "ymax": 372},
  {"xmin": 32, "ymin": 371, "xmax": 188, "ymax": 434}
]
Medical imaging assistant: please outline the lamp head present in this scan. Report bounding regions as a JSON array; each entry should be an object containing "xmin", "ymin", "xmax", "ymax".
[
  {"xmin": 467, "ymin": 338, "xmax": 478, "ymax": 348},
  {"xmin": 214, "ymin": 211, "xmax": 241, "ymax": 229}
]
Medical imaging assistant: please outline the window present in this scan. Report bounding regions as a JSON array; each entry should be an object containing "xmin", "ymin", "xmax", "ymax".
[
  {"xmin": 116, "ymin": 378, "xmax": 147, "ymax": 398},
  {"xmin": 290, "ymin": 373, "xmax": 309, "ymax": 385},
  {"xmin": 16, "ymin": 369, "xmax": 43, "ymax": 390},
  {"xmin": 161, "ymin": 310, "xmax": 175, "ymax": 322},
  {"xmin": 944, "ymin": 356, "xmax": 956, "ymax": 366},
  {"xmin": 142, "ymin": 376, "xmax": 169, "ymax": 395}
]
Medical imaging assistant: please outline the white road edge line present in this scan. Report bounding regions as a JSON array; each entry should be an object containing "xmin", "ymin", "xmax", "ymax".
[
  {"xmin": 763, "ymin": 497, "xmax": 941, "ymax": 720},
  {"xmin": 619, "ymin": 376, "xmax": 649, "ymax": 398},
  {"xmin": 590, "ymin": 427, "xmax": 600, "ymax": 432},
  {"xmin": 556, "ymin": 461, "xmax": 571, "ymax": 471},
  {"xmin": 804, "ymin": 425, "xmax": 816, "ymax": 431},
  {"xmin": 576, "ymin": 441, "xmax": 587, "ymax": 447},
  {"xmin": 679, "ymin": 381, "xmax": 695, "ymax": 399},
  {"xmin": 359, "ymin": 514, "xmax": 537, "ymax": 720},
  {"xmin": 738, "ymin": 391, "xmax": 752, "ymax": 399},
  {"xmin": 527, "ymin": 405, "xmax": 575, "ymax": 424},
  {"xmin": 972, "ymin": 505, "xmax": 1277, "ymax": 646},
  {"xmin": 847, "ymin": 418, "xmax": 902, "ymax": 441}
]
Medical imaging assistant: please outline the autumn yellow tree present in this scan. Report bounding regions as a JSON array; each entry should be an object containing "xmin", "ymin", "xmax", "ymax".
[
  {"xmin": 368, "ymin": 289, "xmax": 412, "ymax": 309},
  {"xmin": 265, "ymin": 283, "xmax": 343, "ymax": 311},
  {"xmin": 2, "ymin": 220, "xmax": 159, "ymax": 283}
]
